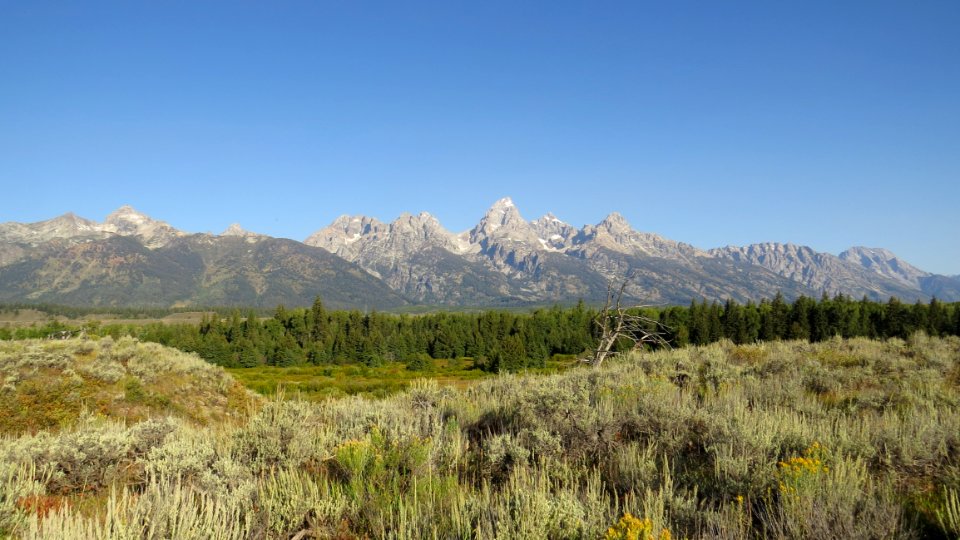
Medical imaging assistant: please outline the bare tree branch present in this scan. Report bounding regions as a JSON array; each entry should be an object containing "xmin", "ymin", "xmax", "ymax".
[{"xmin": 585, "ymin": 279, "xmax": 672, "ymax": 367}]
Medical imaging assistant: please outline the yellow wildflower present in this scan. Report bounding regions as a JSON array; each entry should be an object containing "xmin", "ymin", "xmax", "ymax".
[
  {"xmin": 604, "ymin": 512, "xmax": 672, "ymax": 540},
  {"xmin": 776, "ymin": 442, "xmax": 829, "ymax": 498}
]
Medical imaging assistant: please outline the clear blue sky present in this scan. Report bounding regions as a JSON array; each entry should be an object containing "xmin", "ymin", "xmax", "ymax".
[{"xmin": 2, "ymin": 1, "xmax": 958, "ymax": 274}]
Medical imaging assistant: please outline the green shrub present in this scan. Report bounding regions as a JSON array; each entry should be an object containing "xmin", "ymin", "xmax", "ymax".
[
  {"xmin": 405, "ymin": 352, "xmax": 435, "ymax": 372},
  {"xmin": 1, "ymin": 335, "xmax": 959, "ymax": 538}
]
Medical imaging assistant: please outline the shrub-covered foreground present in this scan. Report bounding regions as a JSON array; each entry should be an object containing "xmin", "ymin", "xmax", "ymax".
[
  {"xmin": 0, "ymin": 337, "xmax": 256, "ymax": 435},
  {"xmin": 2, "ymin": 335, "xmax": 960, "ymax": 538}
]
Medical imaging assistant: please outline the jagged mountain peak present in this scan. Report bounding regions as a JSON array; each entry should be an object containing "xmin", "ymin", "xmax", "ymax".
[
  {"xmin": 102, "ymin": 205, "xmax": 184, "ymax": 247},
  {"xmin": 330, "ymin": 214, "xmax": 374, "ymax": 225},
  {"xmin": 48, "ymin": 211, "xmax": 98, "ymax": 228},
  {"xmin": 841, "ymin": 246, "xmax": 912, "ymax": 266},
  {"xmin": 532, "ymin": 212, "xmax": 567, "ymax": 226},
  {"xmin": 305, "ymin": 211, "xmax": 464, "ymax": 264},
  {"xmin": 391, "ymin": 212, "xmax": 457, "ymax": 244},
  {"xmin": 333, "ymin": 215, "xmax": 386, "ymax": 234},
  {"xmin": 0, "ymin": 208, "xmax": 164, "ymax": 247},
  {"xmin": 220, "ymin": 223, "xmax": 264, "ymax": 240},
  {"xmin": 304, "ymin": 209, "xmax": 473, "ymax": 288},
  {"xmin": 571, "ymin": 213, "xmax": 704, "ymax": 262},
  {"xmin": 469, "ymin": 197, "xmax": 540, "ymax": 248},
  {"xmin": 743, "ymin": 242, "xmax": 814, "ymax": 255},
  {"xmin": 490, "ymin": 196, "xmax": 516, "ymax": 210},
  {"xmin": 718, "ymin": 242, "xmax": 838, "ymax": 261},
  {"xmin": 18, "ymin": 212, "xmax": 103, "ymax": 242},
  {"xmin": 221, "ymin": 223, "xmax": 247, "ymax": 236},
  {"xmin": 394, "ymin": 211, "xmax": 441, "ymax": 227},
  {"xmin": 479, "ymin": 197, "xmax": 525, "ymax": 229},
  {"xmin": 844, "ymin": 246, "xmax": 897, "ymax": 257},
  {"xmin": 710, "ymin": 243, "xmax": 832, "ymax": 267},
  {"xmin": 598, "ymin": 211, "xmax": 631, "ymax": 231},
  {"xmin": 104, "ymin": 205, "xmax": 162, "ymax": 232},
  {"xmin": 308, "ymin": 215, "xmax": 384, "ymax": 249},
  {"xmin": 105, "ymin": 205, "xmax": 153, "ymax": 225},
  {"xmin": 531, "ymin": 213, "xmax": 576, "ymax": 251}
]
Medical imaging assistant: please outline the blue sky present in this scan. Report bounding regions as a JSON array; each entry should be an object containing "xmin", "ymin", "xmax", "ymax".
[{"xmin": 2, "ymin": 1, "xmax": 958, "ymax": 274}]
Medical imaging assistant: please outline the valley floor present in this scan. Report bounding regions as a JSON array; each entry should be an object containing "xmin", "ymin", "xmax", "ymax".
[{"xmin": 1, "ymin": 335, "xmax": 959, "ymax": 538}]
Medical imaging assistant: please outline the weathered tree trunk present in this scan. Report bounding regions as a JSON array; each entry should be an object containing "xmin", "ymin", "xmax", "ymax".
[{"xmin": 588, "ymin": 280, "xmax": 671, "ymax": 367}]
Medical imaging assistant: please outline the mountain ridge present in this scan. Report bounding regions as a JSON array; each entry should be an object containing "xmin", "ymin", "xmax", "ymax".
[
  {"xmin": 0, "ymin": 211, "xmax": 409, "ymax": 309},
  {"xmin": 303, "ymin": 198, "xmax": 956, "ymax": 305},
  {"xmin": 1, "ymin": 201, "xmax": 956, "ymax": 308}
]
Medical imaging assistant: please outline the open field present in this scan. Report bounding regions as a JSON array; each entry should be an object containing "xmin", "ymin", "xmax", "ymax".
[
  {"xmin": 226, "ymin": 357, "xmax": 577, "ymax": 400},
  {"xmin": 1, "ymin": 335, "xmax": 959, "ymax": 538},
  {"xmin": 227, "ymin": 360, "xmax": 489, "ymax": 400},
  {"xmin": 0, "ymin": 310, "xmax": 215, "ymax": 328}
]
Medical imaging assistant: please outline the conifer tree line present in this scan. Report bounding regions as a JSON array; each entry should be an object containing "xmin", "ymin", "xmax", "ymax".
[
  {"xmin": 139, "ymin": 299, "xmax": 597, "ymax": 372},
  {"xmin": 113, "ymin": 294, "xmax": 960, "ymax": 372},
  {"xmin": 3, "ymin": 294, "xmax": 959, "ymax": 372}
]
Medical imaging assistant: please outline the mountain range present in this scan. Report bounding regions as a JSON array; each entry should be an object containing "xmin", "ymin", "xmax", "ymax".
[{"xmin": 1, "ymin": 199, "xmax": 957, "ymax": 309}]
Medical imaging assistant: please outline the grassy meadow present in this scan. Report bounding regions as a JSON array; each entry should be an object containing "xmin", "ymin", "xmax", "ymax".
[
  {"xmin": 0, "ymin": 308, "xmax": 215, "ymax": 329},
  {"xmin": 1, "ymin": 334, "xmax": 959, "ymax": 538},
  {"xmin": 226, "ymin": 357, "xmax": 577, "ymax": 400}
]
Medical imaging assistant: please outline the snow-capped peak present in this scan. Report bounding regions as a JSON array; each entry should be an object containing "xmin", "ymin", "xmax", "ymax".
[{"xmin": 492, "ymin": 196, "xmax": 515, "ymax": 209}]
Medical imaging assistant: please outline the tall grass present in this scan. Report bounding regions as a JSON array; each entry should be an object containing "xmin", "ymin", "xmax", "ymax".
[{"xmin": 1, "ymin": 334, "xmax": 958, "ymax": 538}]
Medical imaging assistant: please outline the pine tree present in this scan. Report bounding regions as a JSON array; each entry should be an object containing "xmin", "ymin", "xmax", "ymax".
[
  {"xmin": 788, "ymin": 296, "xmax": 812, "ymax": 341},
  {"xmin": 742, "ymin": 301, "xmax": 760, "ymax": 343},
  {"xmin": 810, "ymin": 294, "xmax": 831, "ymax": 342},
  {"xmin": 770, "ymin": 292, "xmax": 790, "ymax": 340},
  {"xmin": 497, "ymin": 333, "xmax": 528, "ymax": 372},
  {"xmin": 928, "ymin": 298, "xmax": 946, "ymax": 336},
  {"xmin": 884, "ymin": 297, "xmax": 908, "ymax": 338},
  {"xmin": 707, "ymin": 302, "xmax": 724, "ymax": 342},
  {"xmin": 688, "ymin": 299, "xmax": 709, "ymax": 345},
  {"xmin": 308, "ymin": 296, "xmax": 327, "ymax": 341},
  {"xmin": 237, "ymin": 339, "xmax": 261, "ymax": 367}
]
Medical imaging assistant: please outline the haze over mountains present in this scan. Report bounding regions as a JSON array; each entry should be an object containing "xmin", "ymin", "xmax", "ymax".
[{"xmin": 1, "ymin": 199, "xmax": 957, "ymax": 309}]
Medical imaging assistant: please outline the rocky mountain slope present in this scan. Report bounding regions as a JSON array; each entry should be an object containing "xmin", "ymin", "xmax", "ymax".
[
  {"xmin": 837, "ymin": 247, "xmax": 960, "ymax": 301},
  {"xmin": 0, "ymin": 208, "xmax": 408, "ymax": 309},
  {"xmin": 838, "ymin": 247, "xmax": 931, "ymax": 287},
  {"xmin": 306, "ymin": 197, "xmax": 952, "ymax": 305},
  {"xmin": 1, "ymin": 200, "xmax": 956, "ymax": 309},
  {"xmin": 707, "ymin": 243, "xmax": 920, "ymax": 300}
]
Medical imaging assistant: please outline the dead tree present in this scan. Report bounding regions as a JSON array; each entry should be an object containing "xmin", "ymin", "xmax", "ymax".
[{"xmin": 587, "ymin": 280, "xmax": 672, "ymax": 367}]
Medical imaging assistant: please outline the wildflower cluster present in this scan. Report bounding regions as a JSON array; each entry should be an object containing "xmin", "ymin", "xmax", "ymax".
[
  {"xmin": 333, "ymin": 428, "xmax": 433, "ymax": 486},
  {"xmin": 604, "ymin": 512, "xmax": 672, "ymax": 540},
  {"xmin": 777, "ymin": 441, "xmax": 829, "ymax": 497},
  {"xmin": 334, "ymin": 438, "xmax": 374, "ymax": 480}
]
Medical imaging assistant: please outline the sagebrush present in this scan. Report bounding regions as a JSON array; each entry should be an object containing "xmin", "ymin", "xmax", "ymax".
[{"xmin": 1, "ymin": 334, "xmax": 958, "ymax": 538}]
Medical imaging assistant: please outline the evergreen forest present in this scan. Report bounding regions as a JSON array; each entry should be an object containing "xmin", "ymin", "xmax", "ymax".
[{"xmin": 4, "ymin": 294, "xmax": 959, "ymax": 373}]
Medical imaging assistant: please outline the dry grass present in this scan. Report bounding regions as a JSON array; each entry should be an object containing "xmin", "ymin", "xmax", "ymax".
[
  {"xmin": 0, "ymin": 337, "xmax": 257, "ymax": 435},
  {"xmin": 1, "ymin": 335, "xmax": 958, "ymax": 538}
]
